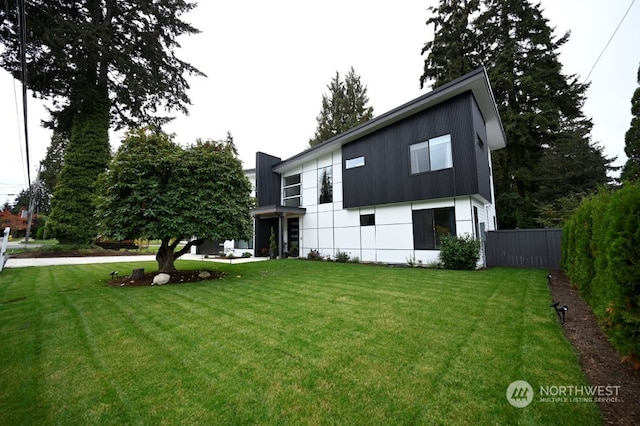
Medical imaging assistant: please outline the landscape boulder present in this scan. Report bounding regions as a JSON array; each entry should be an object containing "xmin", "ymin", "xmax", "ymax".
[{"xmin": 152, "ymin": 273, "xmax": 171, "ymax": 285}]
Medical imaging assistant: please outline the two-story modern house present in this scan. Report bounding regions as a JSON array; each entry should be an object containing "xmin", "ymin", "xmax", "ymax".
[{"xmin": 242, "ymin": 68, "xmax": 505, "ymax": 265}]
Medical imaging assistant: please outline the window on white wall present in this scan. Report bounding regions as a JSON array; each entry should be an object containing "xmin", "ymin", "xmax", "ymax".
[
  {"xmin": 283, "ymin": 174, "xmax": 301, "ymax": 207},
  {"xmin": 412, "ymin": 207, "xmax": 456, "ymax": 250},
  {"xmin": 234, "ymin": 239, "xmax": 254, "ymax": 249},
  {"xmin": 360, "ymin": 214, "xmax": 375, "ymax": 226},
  {"xmin": 318, "ymin": 166, "xmax": 333, "ymax": 204},
  {"xmin": 409, "ymin": 134, "xmax": 453, "ymax": 174}
]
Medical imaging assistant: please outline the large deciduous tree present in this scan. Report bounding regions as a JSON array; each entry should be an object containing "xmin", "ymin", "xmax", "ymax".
[
  {"xmin": 420, "ymin": 0, "xmax": 613, "ymax": 228},
  {"xmin": 622, "ymin": 63, "xmax": 640, "ymax": 183},
  {"xmin": 309, "ymin": 67, "xmax": 374, "ymax": 147},
  {"xmin": 96, "ymin": 129, "xmax": 254, "ymax": 273},
  {"xmin": 0, "ymin": 1, "xmax": 204, "ymax": 244}
]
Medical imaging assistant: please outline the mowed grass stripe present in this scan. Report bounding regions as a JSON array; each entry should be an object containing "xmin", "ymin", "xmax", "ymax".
[
  {"xmin": 77, "ymin": 278, "xmax": 243, "ymax": 423},
  {"xmin": 0, "ymin": 260, "xmax": 601, "ymax": 424}
]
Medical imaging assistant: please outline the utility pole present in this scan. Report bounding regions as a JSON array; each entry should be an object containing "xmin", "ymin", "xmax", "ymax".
[{"xmin": 24, "ymin": 166, "xmax": 40, "ymax": 243}]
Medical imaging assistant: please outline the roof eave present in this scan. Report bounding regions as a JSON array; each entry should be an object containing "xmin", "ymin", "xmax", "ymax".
[{"xmin": 274, "ymin": 67, "xmax": 506, "ymax": 174}]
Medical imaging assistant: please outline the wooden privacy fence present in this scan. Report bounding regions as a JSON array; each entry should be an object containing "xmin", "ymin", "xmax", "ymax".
[{"xmin": 485, "ymin": 228, "xmax": 562, "ymax": 269}]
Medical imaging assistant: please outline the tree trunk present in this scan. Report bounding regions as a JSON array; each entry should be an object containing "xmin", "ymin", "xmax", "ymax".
[{"xmin": 156, "ymin": 241, "xmax": 177, "ymax": 273}]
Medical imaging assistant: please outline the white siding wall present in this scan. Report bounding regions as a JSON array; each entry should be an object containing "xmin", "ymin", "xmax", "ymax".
[{"xmin": 277, "ymin": 148, "xmax": 498, "ymax": 266}]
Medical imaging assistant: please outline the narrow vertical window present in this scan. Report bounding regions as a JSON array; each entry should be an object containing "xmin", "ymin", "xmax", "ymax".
[{"xmin": 318, "ymin": 166, "xmax": 333, "ymax": 204}]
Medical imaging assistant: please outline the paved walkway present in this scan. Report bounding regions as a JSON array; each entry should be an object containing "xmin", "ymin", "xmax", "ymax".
[{"xmin": 4, "ymin": 253, "xmax": 267, "ymax": 268}]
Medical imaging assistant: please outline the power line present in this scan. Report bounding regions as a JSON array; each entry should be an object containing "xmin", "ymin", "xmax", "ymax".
[{"xmin": 584, "ymin": 0, "xmax": 636, "ymax": 83}]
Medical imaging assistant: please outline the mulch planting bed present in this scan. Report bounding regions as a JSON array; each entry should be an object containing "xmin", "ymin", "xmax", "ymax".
[
  {"xmin": 548, "ymin": 270, "xmax": 640, "ymax": 425},
  {"xmin": 107, "ymin": 270, "xmax": 226, "ymax": 287}
]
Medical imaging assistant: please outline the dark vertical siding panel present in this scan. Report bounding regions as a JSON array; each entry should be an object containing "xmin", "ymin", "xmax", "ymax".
[
  {"xmin": 472, "ymin": 99, "xmax": 492, "ymax": 202},
  {"xmin": 485, "ymin": 229, "xmax": 562, "ymax": 269},
  {"xmin": 342, "ymin": 92, "xmax": 479, "ymax": 208},
  {"xmin": 256, "ymin": 152, "xmax": 281, "ymax": 207}
]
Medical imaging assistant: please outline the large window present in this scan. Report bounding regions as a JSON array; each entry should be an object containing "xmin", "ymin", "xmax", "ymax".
[
  {"xmin": 318, "ymin": 166, "xmax": 333, "ymax": 204},
  {"xmin": 409, "ymin": 134, "xmax": 453, "ymax": 174},
  {"xmin": 412, "ymin": 207, "xmax": 456, "ymax": 250},
  {"xmin": 283, "ymin": 174, "xmax": 301, "ymax": 207}
]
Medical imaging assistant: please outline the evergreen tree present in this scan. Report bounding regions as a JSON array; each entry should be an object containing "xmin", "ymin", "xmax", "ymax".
[
  {"xmin": 36, "ymin": 132, "xmax": 69, "ymax": 215},
  {"xmin": 420, "ymin": 0, "xmax": 614, "ymax": 228},
  {"xmin": 622, "ymin": 63, "xmax": 640, "ymax": 182},
  {"xmin": 309, "ymin": 67, "xmax": 374, "ymax": 147},
  {"xmin": 420, "ymin": 0, "xmax": 480, "ymax": 89},
  {"xmin": 0, "ymin": 1, "xmax": 204, "ymax": 243},
  {"xmin": 47, "ymin": 99, "xmax": 111, "ymax": 243}
]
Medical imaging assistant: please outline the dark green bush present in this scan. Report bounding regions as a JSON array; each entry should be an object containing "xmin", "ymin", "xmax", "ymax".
[
  {"xmin": 439, "ymin": 234, "xmax": 481, "ymax": 270},
  {"xmin": 335, "ymin": 249, "xmax": 350, "ymax": 263},
  {"xmin": 563, "ymin": 183, "xmax": 640, "ymax": 359}
]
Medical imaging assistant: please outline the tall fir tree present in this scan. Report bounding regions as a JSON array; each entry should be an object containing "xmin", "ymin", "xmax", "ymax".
[
  {"xmin": 420, "ymin": 0, "xmax": 480, "ymax": 89},
  {"xmin": 622, "ymin": 63, "xmax": 640, "ymax": 182},
  {"xmin": 0, "ymin": 1, "xmax": 204, "ymax": 244},
  {"xmin": 309, "ymin": 67, "xmax": 374, "ymax": 147},
  {"xmin": 37, "ymin": 132, "xmax": 69, "ymax": 215},
  {"xmin": 421, "ymin": 0, "xmax": 613, "ymax": 228}
]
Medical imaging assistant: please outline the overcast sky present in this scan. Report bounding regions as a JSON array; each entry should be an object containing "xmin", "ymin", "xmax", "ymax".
[{"xmin": 2, "ymin": 0, "xmax": 639, "ymax": 206}]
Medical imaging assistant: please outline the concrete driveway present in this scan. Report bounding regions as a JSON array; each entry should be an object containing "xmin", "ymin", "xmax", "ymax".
[{"xmin": 3, "ymin": 253, "xmax": 267, "ymax": 268}]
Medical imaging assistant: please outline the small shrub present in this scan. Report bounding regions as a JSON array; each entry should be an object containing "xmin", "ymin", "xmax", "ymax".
[
  {"xmin": 439, "ymin": 234, "xmax": 481, "ymax": 270},
  {"xmin": 406, "ymin": 255, "xmax": 417, "ymax": 267},
  {"xmin": 335, "ymin": 249, "xmax": 350, "ymax": 263},
  {"xmin": 350, "ymin": 256, "xmax": 360, "ymax": 264},
  {"xmin": 242, "ymin": 252, "xmax": 252, "ymax": 258},
  {"xmin": 307, "ymin": 250, "xmax": 323, "ymax": 261}
]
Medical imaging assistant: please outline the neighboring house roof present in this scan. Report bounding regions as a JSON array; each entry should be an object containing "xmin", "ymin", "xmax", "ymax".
[{"xmin": 273, "ymin": 67, "xmax": 506, "ymax": 174}]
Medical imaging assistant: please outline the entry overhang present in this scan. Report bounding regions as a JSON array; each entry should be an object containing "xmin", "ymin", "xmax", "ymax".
[{"xmin": 250, "ymin": 205, "xmax": 307, "ymax": 218}]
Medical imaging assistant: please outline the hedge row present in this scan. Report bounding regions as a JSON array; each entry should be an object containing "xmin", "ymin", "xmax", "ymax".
[{"xmin": 562, "ymin": 183, "xmax": 640, "ymax": 358}]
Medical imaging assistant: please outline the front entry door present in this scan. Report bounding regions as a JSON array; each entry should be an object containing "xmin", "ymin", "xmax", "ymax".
[{"xmin": 287, "ymin": 217, "xmax": 300, "ymax": 256}]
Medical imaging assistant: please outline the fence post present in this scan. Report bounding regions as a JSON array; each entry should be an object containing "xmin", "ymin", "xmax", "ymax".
[{"xmin": 0, "ymin": 227, "xmax": 10, "ymax": 272}]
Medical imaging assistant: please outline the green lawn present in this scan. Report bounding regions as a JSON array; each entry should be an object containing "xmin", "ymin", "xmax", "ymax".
[{"xmin": 0, "ymin": 260, "xmax": 601, "ymax": 425}]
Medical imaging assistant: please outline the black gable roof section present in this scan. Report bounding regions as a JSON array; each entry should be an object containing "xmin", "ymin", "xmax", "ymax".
[{"xmin": 273, "ymin": 67, "xmax": 505, "ymax": 174}]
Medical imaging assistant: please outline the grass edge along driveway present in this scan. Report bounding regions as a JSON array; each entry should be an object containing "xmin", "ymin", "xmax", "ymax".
[{"xmin": 0, "ymin": 260, "xmax": 601, "ymax": 425}]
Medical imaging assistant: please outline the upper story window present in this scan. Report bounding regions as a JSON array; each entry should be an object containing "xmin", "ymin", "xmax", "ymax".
[
  {"xmin": 346, "ymin": 156, "xmax": 365, "ymax": 169},
  {"xmin": 318, "ymin": 166, "xmax": 333, "ymax": 204},
  {"xmin": 409, "ymin": 134, "xmax": 453, "ymax": 174},
  {"xmin": 283, "ymin": 174, "xmax": 301, "ymax": 207}
]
